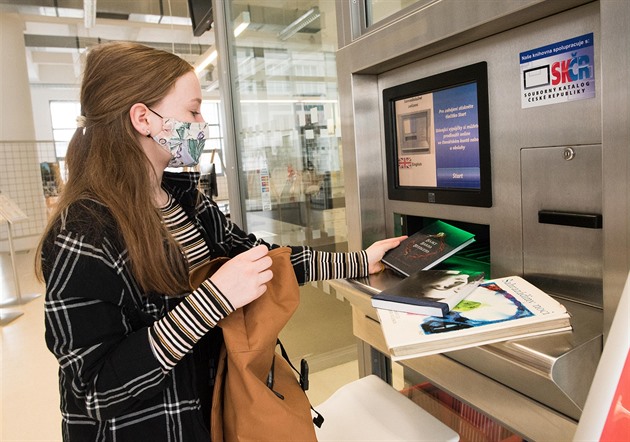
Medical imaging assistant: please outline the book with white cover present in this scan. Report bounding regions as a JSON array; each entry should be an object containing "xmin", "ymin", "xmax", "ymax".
[{"xmin": 376, "ymin": 275, "xmax": 572, "ymax": 361}]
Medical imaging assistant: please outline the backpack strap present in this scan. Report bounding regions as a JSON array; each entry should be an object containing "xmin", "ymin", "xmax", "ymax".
[{"xmin": 274, "ymin": 339, "xmax": 325, "ymax": 428}]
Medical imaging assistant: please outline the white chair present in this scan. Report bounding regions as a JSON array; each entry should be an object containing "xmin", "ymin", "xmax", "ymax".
[{"xmin": 314, "ymin": 375, "xmax": 460, "ymax": 441}]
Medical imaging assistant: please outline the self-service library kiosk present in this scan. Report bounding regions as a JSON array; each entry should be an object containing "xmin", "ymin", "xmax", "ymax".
[{"xmin": 332, "ymin": 0, "xmax": 629, "ymax": 440}]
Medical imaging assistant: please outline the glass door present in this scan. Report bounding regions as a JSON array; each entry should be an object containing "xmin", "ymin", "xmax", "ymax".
[
  {"xmin": 223, "ymin": 1, "xmax": 348, "ymax": 252},
  {"xmin": 213, "ymin": 0, "xmax": 358, "ymax": 383}
]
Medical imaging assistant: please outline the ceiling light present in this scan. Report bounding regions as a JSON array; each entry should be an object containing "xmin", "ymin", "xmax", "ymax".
[
  {"xmin": 159, "ymin": 16, "xmax": 193, "ymax": 26},
  {"xmin": 128, "ymin": 13, "xmax": 161, "ymax": 24},
  {"xmin": 193, "ymin": 11, "xmax": 250, "ymax": 76},
  {"xmin": 233, "ymin": 11, "xmax": 250, "ymax": 38},
  {"xmin": 194, "ymin": 47, "xmax": 217, "ymax": 74},
  {"xmin": 57, "ymin": 8, "xmax": 83, "ymax": 19},
  {"xmin": 278, "ymin": 7, "xmax": 320, "ymax": 41}
]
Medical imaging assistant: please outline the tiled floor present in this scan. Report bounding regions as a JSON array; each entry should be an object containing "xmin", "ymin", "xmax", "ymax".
[{"xmin": 1, "ymin": 247, "xmax": 359, "ymax": 441}]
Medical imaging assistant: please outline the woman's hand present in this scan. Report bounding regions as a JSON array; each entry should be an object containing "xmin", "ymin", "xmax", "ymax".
[
  {"xmin": 365, "ymin": 236, "xmax": 407, "ymax": 274},
  {"xmin": 209, "ymin": 245, "xmax": 273, "ymax": 309}
]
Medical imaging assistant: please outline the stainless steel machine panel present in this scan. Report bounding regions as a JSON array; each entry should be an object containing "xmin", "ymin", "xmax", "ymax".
[
  {"xmin": 447, "ymin": 298, "xmax": 601, "ymax": 421},
  {"xmin": 333, "ymin": 0, "xmax": 629, "ymax": 434},
  {"xmin": 521, "ymin": 144, "xmax": 603, "ymax": 307}
]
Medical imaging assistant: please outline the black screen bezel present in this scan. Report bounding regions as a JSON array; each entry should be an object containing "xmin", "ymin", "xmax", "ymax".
[
  {"xmin": 383, "ymin": 61, "xmax": 492, "ymax": 208},
  {"xmin": 188, "ymin": 0, "xmax": 213, "ymax": 37}
]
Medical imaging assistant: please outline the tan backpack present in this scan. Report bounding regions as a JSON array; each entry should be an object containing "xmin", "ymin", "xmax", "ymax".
[{"xmin": 190, "ymin": 247, "xmax": 321, "ymax": 442}]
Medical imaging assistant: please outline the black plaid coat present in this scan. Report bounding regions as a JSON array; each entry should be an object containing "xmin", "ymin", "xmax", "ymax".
[{"xmin": 41, "ymin": 172, "xmax": 323, "ymax": 441}]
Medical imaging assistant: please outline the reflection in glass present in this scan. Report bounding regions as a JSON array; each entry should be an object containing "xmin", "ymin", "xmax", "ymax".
[
  {"xmin": 365, "ymin": 0, "xmax": 423, "ymax": 28},
  {"xmin": 226, "ymin": 1, "xmax": 348, "ymax": 251}
]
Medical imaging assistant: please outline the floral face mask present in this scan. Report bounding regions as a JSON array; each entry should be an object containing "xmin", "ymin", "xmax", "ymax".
[{"xmin": 148, "ymin": 108, "xmax": 209, "ymax": 168}]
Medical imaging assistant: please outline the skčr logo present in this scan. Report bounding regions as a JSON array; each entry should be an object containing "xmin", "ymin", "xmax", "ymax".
[{"xmin": 551, "ymin": 52, "xmax": 591, "ymax": 86}]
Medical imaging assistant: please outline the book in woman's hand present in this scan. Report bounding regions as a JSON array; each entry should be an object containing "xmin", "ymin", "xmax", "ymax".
[
  {"xmin": 382, "ymin": 220, "xmax": 476, "ymax": 277},
  {"xmin": 371, "ymin": 270, "xmax": 485, "ymax": 317}
]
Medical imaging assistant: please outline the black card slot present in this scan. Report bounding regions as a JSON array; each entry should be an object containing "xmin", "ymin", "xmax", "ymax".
[{"xmin": 538, "ymin": 210, "xmax": 602, "ymax": 229}]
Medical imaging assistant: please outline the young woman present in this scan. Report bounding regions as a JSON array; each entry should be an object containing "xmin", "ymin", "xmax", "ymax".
[{"xmin": 37, "ymin": 41, "xmax": 404, "ymax": 441}]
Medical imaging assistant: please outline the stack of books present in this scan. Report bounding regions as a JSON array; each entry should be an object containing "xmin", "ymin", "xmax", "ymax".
[{"xmin": 368, "ymin": 220, "xmax": 572, "ymax": 361}]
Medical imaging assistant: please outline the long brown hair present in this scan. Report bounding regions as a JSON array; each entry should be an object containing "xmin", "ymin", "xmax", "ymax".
[{"xmin": 36, "ymin": 42, "xmax": 192, "ymax": 296}]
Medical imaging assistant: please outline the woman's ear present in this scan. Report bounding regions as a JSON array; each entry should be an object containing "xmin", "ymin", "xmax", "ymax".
[{"xmin": 129, "ymin": 103, "xmax": 152, "ymax": 137}]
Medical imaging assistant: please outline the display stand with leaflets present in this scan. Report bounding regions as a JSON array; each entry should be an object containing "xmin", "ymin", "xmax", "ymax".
[{"xmin": 0, "ymin": 194, "xmax": 41, "ymax": 325}]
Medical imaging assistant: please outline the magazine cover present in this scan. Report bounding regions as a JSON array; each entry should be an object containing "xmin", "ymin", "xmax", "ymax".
[{"xmin": 377, "ymin": 276, "xmax": 572, "ymax": 360}]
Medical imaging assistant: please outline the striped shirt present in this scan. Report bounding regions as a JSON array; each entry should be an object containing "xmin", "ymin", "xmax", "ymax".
[
  {"xmin": 149, "ymin": 191, "xmax": 369, "ymax": 372},
  {"xmin": 160, "ymin": 193, "xmax": 210, "ymax": 271}
]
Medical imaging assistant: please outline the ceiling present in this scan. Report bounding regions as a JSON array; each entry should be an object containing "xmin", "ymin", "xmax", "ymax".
[
  {"xmin": 0, "ymin": 0, "xmax": 324, "ymax": 89},
  {"xmin": 0, "ymin": 0, "xmax": 214, "ymax": 87}
]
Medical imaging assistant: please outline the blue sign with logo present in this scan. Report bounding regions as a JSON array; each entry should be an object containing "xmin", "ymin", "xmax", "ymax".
[{"xmin": 520, "ymin": 33, "xmax": 595, "ymax": 108}]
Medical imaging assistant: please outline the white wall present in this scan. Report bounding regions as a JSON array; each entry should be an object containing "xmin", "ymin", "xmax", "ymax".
[
  {"xmin": 31, "ymin": 87, "xmax": 80, "ymax": 141},
  {"xmin": 0, "ymin": 13, "xmax": 49, "ymax": 252}
]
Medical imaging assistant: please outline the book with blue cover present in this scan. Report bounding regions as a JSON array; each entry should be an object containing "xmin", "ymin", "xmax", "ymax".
[{"xmin": 371, "ymin": 270, "xmax": 484, "ymax": 317}]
